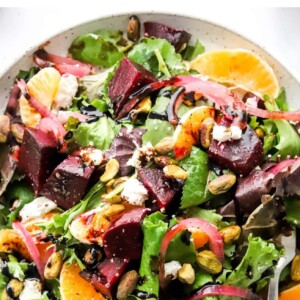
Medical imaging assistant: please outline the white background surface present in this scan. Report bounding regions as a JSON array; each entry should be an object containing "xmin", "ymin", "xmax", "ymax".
[{"xmin": 0, "ymin": 5, "xmax": 299, "ymax": 79}]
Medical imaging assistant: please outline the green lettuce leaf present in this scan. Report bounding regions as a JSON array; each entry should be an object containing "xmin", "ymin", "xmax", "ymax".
[
  {"xmin": 184, "ymin": 267, "xmax": 214, "ymax": 296},
  {"xmin": 137, "ymin": 212, "xmax": 168, "ymax": 298},
  {"xmin": 166, "ymin": 230, "xmax": 197, "ymax": 264},
  {"xmin": 66, "ymin": 116, "xmax": 120, "ymax": 150},
  {"xmin": 186, "ymin": 207, "xmax": 229, "ymax": 229},
  {"xmin": 69, "ymin": 33, "xmax": 124, "ymax": 67},
  {"xmin": 260, "ymin": 119, "xmax": 300, "ymax": 159},
  {"xmin": 45, "ymin": 279, "xmax": 61, "ymax": 300},
  {"xmin": 0, "ymin": 272, "xmax": 7, "ymax": 295},
  {"xmin": 5, "ymin": 181, "xmax": 34, "ymax": 223},
  {"xmin": 275, "ymin": 88, "xmax": 288, "ymax": 111},
  {"xmin": 285, "ymin": 198, "xmax": 300, "ymax": 227},
  {"xmin": 142, "ymin": 97, "xmax": 174, "ymax": 146},
  {"xmin": 142, "ymin": 96, "xmax": 191, "ymax": 146},
  {"xmin": 273, "ymin": 119, "xmax": 300, "ymax": 159},
  {"xmin": 128, "ymin": 38, "xmax": 187, "ymax": 77},
  {"xmin": 219, "ymin": 235, "xmax": 281, "ymax": 289},
  {"xmin": 182, "ymin": 39, "xmax": 205, "ymax": 61},
  {"xmin": 179, "ymin": 147, "xmax": 213, "ymax": 209}
]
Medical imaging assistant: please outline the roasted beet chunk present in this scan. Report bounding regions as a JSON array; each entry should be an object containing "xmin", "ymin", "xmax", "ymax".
[
  {"xmin": 81, "ymin": 257, "xmax": 129, "ymax": 298},
  {"xmin": 106, "ymin": 127, "xmax": 145, "ymax": 176},
  {"xmin": 138, "ymin": 168, "xmax": 181, "ymax": 209},
  {"xmin": 103, "ymin": 208, "xmax": 148, "ymax": 260},
  {"xmin": 108, "ymin": 57, "xmax": 156, "ymax": 118},
  {"xmin": 18, "ymin": 128, "xmax": 61, "ymax": 193},
  {"xmin": 208, "ymin": 125, "xmax": 263, "ymax": 176},
  {"xmin": 144, "ymin": 21, "xmax": 191, "ymax": 52},
  {"xmin": 42, "ymin": 156, "xmax": 94, "ymax": 209}
]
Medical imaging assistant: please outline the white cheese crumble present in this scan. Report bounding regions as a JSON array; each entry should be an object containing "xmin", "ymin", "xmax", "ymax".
[
  {"xmin": 19, "ymin": 197, "xmax": 57, "ymax": 223},
  {"xmin": 246, "ymin": 96, "xmax": 258, "ymax": 108},
  {"xmin": 127, "ymin": 142, "xmax": 156, "ymax": 168},
  {"xmin": 80, "ymin": 148, "xmax": 103, "ymax": 166},
  {"xmin": 19, "ymin": 279, "xmax": 44, "ymax": 300},
  {"xmin": 54, "ymin": 73, "xmax": 78, "ymax": 110},
  {"xmin": 121, "ymin": 178, "xmax": 148, "ymax": 206},
  {"xmin": 212, "ymin": 125, "xmax": 242, "ymax": 143},
  {"xmin": 164, "ymin": 261, "xmax": 182, "ymax": 280}
]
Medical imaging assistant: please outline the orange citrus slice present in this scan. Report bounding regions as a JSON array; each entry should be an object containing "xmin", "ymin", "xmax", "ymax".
[
  {"xmin": 173, "ymin": 106, "xmax": 215, "ymax": 159},
  {"xmin": 190, "ymin": 49, "xmax": 280, "ymax": 99},
  {"xmin": 0, "ymin": 229, "xmax": 31, "ymax": 261},
  {"xmin": 19, "ymin": 67, "xmax": 61, "ymax": 128},
  {"xmin": 60, "ymin": 262, "xmax": 105, "ymax": 300},
  {"xmin": 279, "ymin": 284, "xmax": 300, "ymax": 300}
]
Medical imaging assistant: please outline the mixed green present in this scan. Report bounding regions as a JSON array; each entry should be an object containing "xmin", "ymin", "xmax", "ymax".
[{"xmin": 0, "ymin": 15, "xmax": 300, "ymax": 300}]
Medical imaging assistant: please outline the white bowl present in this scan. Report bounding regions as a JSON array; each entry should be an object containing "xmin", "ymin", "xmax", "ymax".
[{"xmin": 1, "ymin": 12, "xmax": 300, "ymax": 113}]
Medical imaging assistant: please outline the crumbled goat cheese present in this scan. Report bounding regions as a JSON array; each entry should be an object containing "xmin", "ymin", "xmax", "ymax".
[
  {"xmin": 212, "ymin": 125, "xmax": 242, "ymax": 142},
  {"xmin": 121, "ymin": 178, "xmax": 148, "ymax": 206},
  {"xmin": 127, "ymin": 142, "xmax": 156, "ymax": 168},
  {"xmin": 19, "ymin": 197, "xmax": 57, "ymax": 222},
  {"xmin": 164, "ymin": 261, "xmax": 182, "ymax": 280},
  {"xmin": 54, "ymin": 74, "xmax": 78, "ymax": 109},
  {"xmin": 80, "ymin": 148, "xmax": 103, "ymax": 166},
  {"xmin": 19, "ymin": 279, "xmax": 44, "ymax": 300},
  {"xmin": 246, "ymin": 96, "xmax": 258, "ymax": 108}
]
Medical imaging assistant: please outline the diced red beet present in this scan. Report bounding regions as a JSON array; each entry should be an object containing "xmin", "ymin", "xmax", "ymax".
[
  {"xmin": 103, "ymin": 208, "xmax": 148, "ymax": 260},
  {"xmin": 138, "ymin": 168, "xmax": 181, "ymax": 209},
  {"xmin": 81, "ymin": 257, "xmax": 129, "ymax": 298},
  {"xmin": 18, "ymin": 128, "xmax": 61, "ymax": 194},
  {"xmin": 208, "ymin": 125, "xmax": 263, "ymax": 176},
  {"xmin": 108, "ymin": 57, "xmax": 156, "ymax": 118},
  {"xmin": 144, "ymin": 21, "xmax": 191, "ymax": 52},
  {"xmin": 42, "ymin": 156, "xmax": 94, "ymax": 209}
]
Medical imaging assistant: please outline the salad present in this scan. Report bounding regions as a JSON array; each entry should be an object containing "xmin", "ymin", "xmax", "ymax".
[{"xmin": 0, "ymin": 15, "xmax": 300, "ymax": 300}]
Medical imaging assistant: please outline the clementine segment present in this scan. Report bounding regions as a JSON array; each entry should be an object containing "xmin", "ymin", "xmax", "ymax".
[
  {"xmin": 190, "ymin": 49, "xmax": 279, "ymax": 99},
  {"xmin": 60, "ymin": 262, "xmax": 105, "ymax": 300}
]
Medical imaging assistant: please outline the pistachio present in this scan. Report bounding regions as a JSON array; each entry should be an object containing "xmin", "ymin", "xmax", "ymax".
[
  {"xmin": 178, "ymin": 263, "xmax": 195, "ymax": 285},
  {"xmin": 207, "ymin": 173, "xmax": 236, "ymax": 195},
  {"xmin": 105, "ymin": 177, "xmax": 129, "ymax": 194},
  {"xmin": 219, "ymin": 225, "xmax": 241, "ymax": 244},
  {"xmin": 6, "ymin": 279, "xmax": 23, "ymax": 298},
  {"xmin": 154, "ymin": 156, "xmax": 178, "ymax": 168},
  {"xmin": 127, "ymin": 15, "xmax": 140, "ymax": 42},
  {"xmin": 84, "ymin": 247, "xmax": 102, "ymax": 267},
  {"xmin": 103, "ymin": 204, "xmax": 126, "ymax": 218},
  {"xmin": 291, "ymin": 254, "xmax": 300, "ymax": 281},
  {"xmin": 103, "ymin": 195, "xmax": 123, "ymax": 204},
  {"xmin": 44, "ymin": 251, "xmax": 63, "ymax": 280},
  {"xmin": 155, "ymin": 136, "xmax": 175, "ymax": 154},
  {"xmin": 100, "ymin": 159, "xmax": 120, "ymax": 183},
  {"xmin": 129, "ymin": 97, "xmax": 152, "ymax": 122},
  {"xmin": 0, "ymin": 115, "xmax": 10, "ymax": 143},
  {"xmin": 196, "ymin": 250, "xmax": 223, "ymax": 274},
  {"xmin": 10, "ymin": 123, "xmax": 24, "ymax": 144},
  {"xmin": 255, "ymin": 128, "xmax": 265, "ymax": 139},
  {"xmin": 117, "ymin": 270, "xmax": 139, "ymax": 300},
  {"xmin": 163, "ymin": 165, "xmax": 188, "ymax": 180},
  {"xmin": 200, "ymin": 117, "xmax": 215, "ymax": 149}
]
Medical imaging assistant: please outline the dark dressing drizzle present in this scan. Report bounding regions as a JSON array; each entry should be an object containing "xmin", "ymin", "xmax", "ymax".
[
  {"xmin": 148, "ymin": 111, "xmax": 168, "ymax": 121},
  {"xmin": 132, "ymin": 290, "xmax": 158, "ymax": 299}
]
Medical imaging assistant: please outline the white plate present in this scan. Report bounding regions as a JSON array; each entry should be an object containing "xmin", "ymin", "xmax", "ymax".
[{"xmin": 0, "ymin": 12, "xmax": 300, "ymax": 113}]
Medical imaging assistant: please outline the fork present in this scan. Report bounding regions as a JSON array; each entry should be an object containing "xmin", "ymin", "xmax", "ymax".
[{"xmin": 267, "ymin": 228, "xmax": 296, "ymax": 300}]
